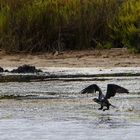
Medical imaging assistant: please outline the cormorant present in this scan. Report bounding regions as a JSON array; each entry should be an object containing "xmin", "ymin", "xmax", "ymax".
[{"xmin": 80, "ymin": 84, "xmax": 129, "ymax": 111}]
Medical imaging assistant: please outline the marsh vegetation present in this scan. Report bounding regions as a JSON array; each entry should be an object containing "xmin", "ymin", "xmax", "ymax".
[{"xmin": 0, "ymin": 0, "xmax": 140, "ymax": 53}]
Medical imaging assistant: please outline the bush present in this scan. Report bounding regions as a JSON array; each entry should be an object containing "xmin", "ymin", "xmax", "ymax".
[
  {"xmin": 0, "ymin": 0, "xmax": 139, "ymax": 53},
  {"xmin": 110, "ymin": 0, "xmax": 140, "ymax": 52}
]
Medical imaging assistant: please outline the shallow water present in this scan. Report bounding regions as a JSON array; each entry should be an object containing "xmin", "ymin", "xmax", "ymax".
[{"xmin": 0, "ymin": 68, "xmax": 140, "ymax": 140}]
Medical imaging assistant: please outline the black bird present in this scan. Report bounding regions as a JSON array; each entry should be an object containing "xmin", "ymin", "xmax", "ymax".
[{"xmin": 81, "ymin": 84, "xmax": 129, "ymax": 111}]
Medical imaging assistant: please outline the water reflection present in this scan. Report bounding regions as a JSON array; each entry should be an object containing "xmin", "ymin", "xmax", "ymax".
[{"xmin": 95, "ymin": 113, "xmax": 127, "ymax": 129}]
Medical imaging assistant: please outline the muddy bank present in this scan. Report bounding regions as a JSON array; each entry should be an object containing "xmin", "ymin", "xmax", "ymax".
[
  {"xmin": 0, "ymin": 65, "xmax": 42, "ymax": 73},
  {"xmin": 0, "ymin": 48, "xmax": 140, "ymax": 67}
]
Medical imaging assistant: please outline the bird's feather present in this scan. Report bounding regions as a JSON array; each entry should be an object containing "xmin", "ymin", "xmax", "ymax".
[
  {"xmin": 81, "ymin": 84, "xmax": 100, "ymax": 93},
  {"xmin": 80, "ymin": 84, "xmax": 104, "ymax": 100},
  {"xmin": 105, "ymin": 84, "xmax": 129, "ymax": 99}
]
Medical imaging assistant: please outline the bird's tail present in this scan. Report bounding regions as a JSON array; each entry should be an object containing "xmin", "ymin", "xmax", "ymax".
[{"xmin": 110, "ymin": 104, "xmax": 117, "ymax": 108}]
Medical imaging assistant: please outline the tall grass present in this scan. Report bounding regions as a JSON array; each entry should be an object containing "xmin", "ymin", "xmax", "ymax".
[
  {"xmin": 0, "ymin": 0, "xmax": 140, "ymax": 53},
  {"xmin": 110, "ymin": 0, "xmax": 140, "ymax": 52}
]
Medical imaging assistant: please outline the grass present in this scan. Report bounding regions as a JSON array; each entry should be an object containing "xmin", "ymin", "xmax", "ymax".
[{"xmin": 0, "ymin": 0, "xmax": 140, "ymax": 53}]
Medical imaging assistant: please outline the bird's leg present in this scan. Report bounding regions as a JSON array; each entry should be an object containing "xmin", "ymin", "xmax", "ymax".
[
  {"xmin": 103, "ymin": 105, "xmax": 110, "ymax": 111},
  {"xmin": 98, "ymin": 105, "xmax": 103, "ymax": 110}
]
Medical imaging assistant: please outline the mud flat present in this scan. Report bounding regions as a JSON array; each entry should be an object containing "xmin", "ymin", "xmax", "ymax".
[{"xmin": 0, "ymin": 49, "xmax": 140, "ymax": 68}]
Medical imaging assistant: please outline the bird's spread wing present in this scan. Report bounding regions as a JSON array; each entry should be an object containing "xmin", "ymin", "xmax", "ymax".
[
  {"xmin": 81, "ymin": 84, "xmax": 101, "ymax": 94},
  {"xmin": 80, "ymin": 84, "xmax": 104, "ymax": 99},
  {"xmin": 105, "ymin": 84, "xmax": 129, "ymax": 99}
]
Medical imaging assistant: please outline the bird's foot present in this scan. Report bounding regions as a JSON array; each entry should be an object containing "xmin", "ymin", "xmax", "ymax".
[
  {"xmin": 103, "ymin": 108, "xmax": 109, "ymax": 111},
  {"xmin": 98, "ymin": 108, "xmax": 103, "ymax": 110}
]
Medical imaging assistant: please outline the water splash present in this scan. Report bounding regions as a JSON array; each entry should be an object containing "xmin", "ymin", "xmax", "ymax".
[{"xmin": 117, "ymin": 98, "xmax": 135, "ymax": 112}]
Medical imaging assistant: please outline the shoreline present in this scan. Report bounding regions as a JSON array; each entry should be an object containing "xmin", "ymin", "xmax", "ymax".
[
  {"xmin": 0, "ymin": 48, "xmax": 140, "ymax": 68},
  {"xmin": 0, "ymin": 66, "xmax": 140, "ymax": 83}
]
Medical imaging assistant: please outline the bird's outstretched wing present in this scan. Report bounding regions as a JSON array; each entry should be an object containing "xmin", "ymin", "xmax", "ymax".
[
  {"xmin": 80, "ymin": 84, "xmax": 101, "ymax": 94},
  {"xmin": 105, "ymin": 84, "xmax": 129, "ymax": 99},
  {"xmin": 80, "ymin": 84, "xmax": 104, "ymax": 99}
]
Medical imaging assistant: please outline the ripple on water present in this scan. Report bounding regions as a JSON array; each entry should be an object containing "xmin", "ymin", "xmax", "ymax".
[{"xmin": 0, "ymin": 68, "xmax": 140, "ymax": 140}]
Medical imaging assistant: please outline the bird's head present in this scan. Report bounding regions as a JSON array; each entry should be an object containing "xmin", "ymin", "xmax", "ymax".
[{"xmin": 93, "ymin": 98, "xmax": 99, "ymax": 103}]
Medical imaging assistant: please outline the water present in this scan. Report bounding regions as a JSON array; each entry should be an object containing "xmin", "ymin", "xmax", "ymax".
[{"xmin": 0, "ymin": 68, "xmax": 140, "ymax": 140}]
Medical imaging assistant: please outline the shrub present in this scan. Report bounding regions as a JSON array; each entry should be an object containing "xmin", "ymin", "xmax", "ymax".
[
  {"xmin": 110, "ymin": 0, "xmax": 140, "ymax": 52},
  {"xmin": 0, "ymin": 0, "xmax": 139, "ymax": 53}
]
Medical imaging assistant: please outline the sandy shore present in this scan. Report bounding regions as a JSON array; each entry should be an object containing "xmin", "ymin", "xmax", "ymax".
[{"xmin": 0, "ymin": 48, "xmax": 140, "ymax": 68}]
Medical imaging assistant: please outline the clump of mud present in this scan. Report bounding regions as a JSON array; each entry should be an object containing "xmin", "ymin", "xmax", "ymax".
[
  {"xmin": 0, "ymin": 67, "xmax": 4, "ymax": 72},
  {"xmin": 0, "ymin": 65, "xmax": 42, "ymax": 73},
  {"xmin": 0, "ymin": 65, "xmax": 46, "ymax": 82},
  {"xmin": 11, "ymin": 65, "xmax": 42, "ymax": 73}
]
